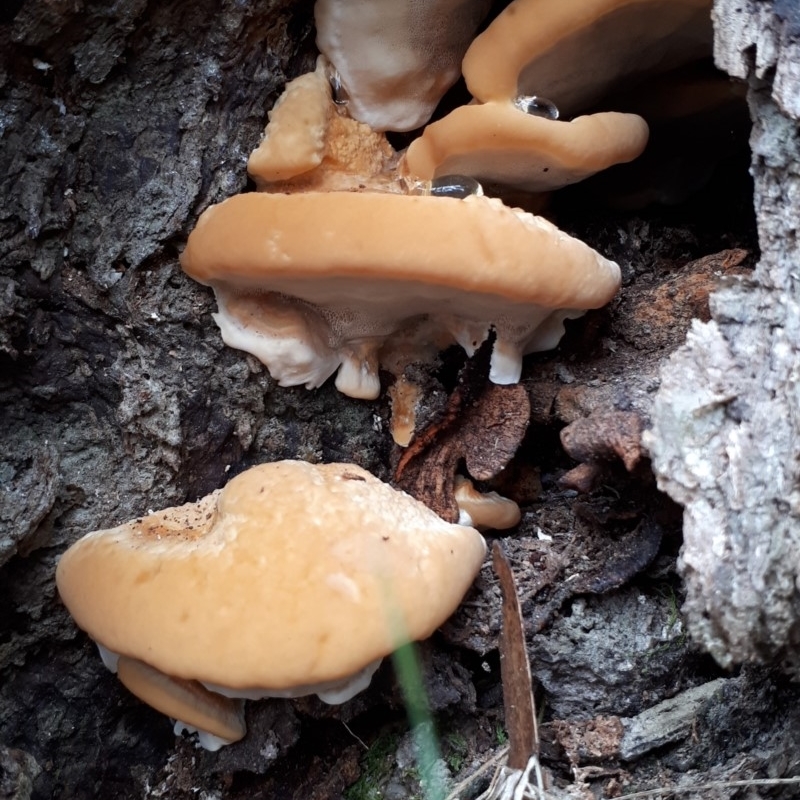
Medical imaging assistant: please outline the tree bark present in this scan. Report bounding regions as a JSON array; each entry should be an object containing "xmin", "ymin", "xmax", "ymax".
[
  {"xmin": 0, "ymin": 2, "xmax": 385, "ymax": 796},
  {"xmin": 647, "ymin": 0, "xmax": 800, "ymax": 672}
]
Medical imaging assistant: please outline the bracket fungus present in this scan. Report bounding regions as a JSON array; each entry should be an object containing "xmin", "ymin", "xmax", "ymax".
[
  {"xmin": 56, "ymin": 461, "xmax": 486, "ymax": 749},
  {"xmin": 454, "ymin": 476, "xmax": 522, "ymax": 531},
  {"xmin": 462, "ymin": 0, "xmax": 713, "ymax": 116},
  {"xmin": 314, "ymin": 0, "xmax": 491, "ymax": 132},
  {"xmin": 403, "ymin": 100, "xmax": 649, "ymax": 192},
  {"xmin": 180, "ymin": 191, "xmax": 621, "ymax": 398},
  {"xmin": 247, "ymin": 57, "xmax": 400, "ymax": 194},
  {"xmin": 246, "ymin": 59, "xmax": 333, "ymax": 184}
]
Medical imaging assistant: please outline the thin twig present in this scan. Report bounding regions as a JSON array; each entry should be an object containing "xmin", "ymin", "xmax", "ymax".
[
  {"xmin": 340, "ymin": 720, "xmax": 369, "ymax": 751},
  {"xmin": 492, "ymin": 542, "xmax": 538, "ymax": 768}
]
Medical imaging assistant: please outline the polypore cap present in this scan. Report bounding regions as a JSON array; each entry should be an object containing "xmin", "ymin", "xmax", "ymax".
[
  {"xmin": 116, "ymin": 656, "xmax": 246, "ymax": 750},
  {"xmin": 314, "ymin": 0, "xmax": 491, "ymax": 131},
  {"xmin": 404, "ymin": 101, "xmax": 649, "ymax": 192},
  {"xmin": 246, "ymin": 57, "xmax": 333, "ymax": 184},
  {"xmin": 180, "ymin": 191, "xmax": 621, "ymax": 394},
  {"xmin": 454, "ymin": 476, "xmax": 522, "ymax": 531},
  {"xmin": 56, "ymin": 461, "xmax": 487, "ymax": 691},
  {"xmin": 462, "ymin": 0, "xmax": 713, "ymax": 115},
  {"xmin": 247, "ymin": 57, "xmax": 400, "ymax": 194}
]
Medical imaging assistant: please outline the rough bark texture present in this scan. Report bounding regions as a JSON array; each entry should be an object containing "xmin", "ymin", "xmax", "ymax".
[
  {"xmin": 2, "ymin": 1, "xmax": 800, "ymax": 799},
  {"xmin": 0, "ymin": 2, "xmax": 387, "ymax": 796},
  {"xmin": 646, "ymin": 0, "xmax": 800, "ymax": 672}
]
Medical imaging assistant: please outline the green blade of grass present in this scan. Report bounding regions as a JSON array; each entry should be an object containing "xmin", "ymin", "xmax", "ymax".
[{"xmin": 391, "ymin": 642, "xmax": 447, "ymax": 800}]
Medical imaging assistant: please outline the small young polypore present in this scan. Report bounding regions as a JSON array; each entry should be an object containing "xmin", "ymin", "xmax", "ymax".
[
  {"xmin": 246, "ymin": 58, "xmax": 333, "ymax": 185},
  {"xmin": 403, "ymin": 101, "xmax": 649, "ymax": 192},
  {"xmin": 180, "ymin": 192, "xmax": 621, "ymax": 398},
  {"xmin": 314, "ymin": 0, "xmax": 492, "ymax": 131},
  {"xmin": 56, "ymin": 461, "xmax": 486, "ymax": 749},
  {"xmin": 247, "ymin": 57, "xmax": 401, "ymax": 194},
  {"xmin": 462, "ymin": 0, "xmax": 713, "ymax": 116},
  {"xmin": 454, "ymin": 475, "xmax": 522, "ymax": 530}
]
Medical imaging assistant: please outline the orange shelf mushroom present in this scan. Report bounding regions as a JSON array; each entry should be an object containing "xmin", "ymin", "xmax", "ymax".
[
  {"xmin": 56, "ymin": 461, "xmax": 487, "ymax": 749},
  {"xmin": 180, "ymin": 191, "xmax": 621, "ymax": 398},
  {"xmin": 454, "ymin": 475, "xmax": 522, "ymax": 531},
  {"xmin": 247, "ymin": 57, "xmax": 400, "ymax": 194},
  {"xmin": 403, "ymin": 100, "xmax": 649, "ymax": 192},
  {"xmin": 462, "ymin": 0, "xmax": 713, "ymax": 116}
]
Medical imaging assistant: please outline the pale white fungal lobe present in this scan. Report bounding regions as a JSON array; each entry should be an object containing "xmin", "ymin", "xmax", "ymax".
[{"xmin": 314, "ymin": 0, "xmax": 492, "ymax": 131}]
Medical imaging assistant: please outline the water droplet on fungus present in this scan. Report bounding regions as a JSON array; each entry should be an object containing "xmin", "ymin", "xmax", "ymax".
[{"xmin": 513, "ymin": 95, "xmax": 559, "ymax": 120}]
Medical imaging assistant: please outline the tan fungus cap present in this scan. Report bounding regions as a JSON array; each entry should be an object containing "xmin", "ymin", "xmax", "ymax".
[
  {"xmin": 180, "ymin": 191, "xmax": 621, "ymax": 394},
  {"xmin": 454, "ymin": 476, "xmax": 522, "ymax": 531},
  {"xmin": 403, "ymin": 101, "xmax": 649, "ymax": 192},
  {"xmin": 116, "ymin": 656, "xmax": 246, "ymax": 745},
  {"xmin": 181, "ymin": 191, "xmax": 619, "ymax": 310},
  {"xmin": 462, "ymin": 0, "xmax": 713, "ymax": 115},
  {"xmin": 246, "ymin": 59, "xmax": 333, "ymax": 184},
  {"xmin": 247, "ymin": 58, "xmax": 400, "ymax": 194},
  {"xmin": 56, "ymin": 461, "xmax": 486, "ymax": 691}
]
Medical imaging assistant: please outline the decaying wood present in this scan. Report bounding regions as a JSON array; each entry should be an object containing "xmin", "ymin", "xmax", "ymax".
[
  {"xmin": 560, "ymin": 411, "xmax": 644, "ymax": 472},
  {"xmin": 394, "ymin": 339, "xmax": 530, "ymax": 521},
  {"xmin": 492, "ymin": 542, "xmax": 538, "ymax": 771},
  {"xmin": 646, "ymin": 0, "xmax": 800, "ymax": 672},
  {"xmin": 559, "ymin": 409, "xmax": 645, "ymax": 492}
]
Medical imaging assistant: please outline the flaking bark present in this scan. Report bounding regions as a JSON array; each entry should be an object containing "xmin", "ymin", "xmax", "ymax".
[{"xmin": 647, "ymin": 0, "xmax": 800, "ymax": 672}]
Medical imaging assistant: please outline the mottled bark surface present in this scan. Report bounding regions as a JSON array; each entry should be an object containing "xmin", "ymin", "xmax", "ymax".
[
  {"xmin": 647, "ymin": 0, "xmax": 800, "ymax": 673},
  {"xmin": 2, "ymin": 1, "xmax": 800, "ymax": 799},
  {"xmin": 1, "ymin": 2, "xmax": 385, "ymax": 796}
]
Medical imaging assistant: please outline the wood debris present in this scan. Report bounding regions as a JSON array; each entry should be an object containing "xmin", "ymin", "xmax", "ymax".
[
  {"xmin": 492, "ymin": 542, "xmax": 538, "ymax": 770},
  {"xmin": 559, "ymin": 410, "xmax": 644, "ymax": 493},
  {"xmin": 394, "ymin": 338, "xmax": 530, "ymax": 522},
  {"xmin": 476, "ymin": 543, "xmax": 551, "ymax": 800}
]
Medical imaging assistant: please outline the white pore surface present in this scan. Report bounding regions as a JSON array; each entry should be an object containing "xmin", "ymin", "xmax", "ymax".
[
  {"xmin": 96, "ymin": 642, "xmax": 120, "ymax": 673},
  {"xmin": 172, "ymin": 721, "xmax": 233, "ymax": 752},
  {"xmin": 212, "ymin": 281, "xmax": 582, "ymax": 397},
  {"xmin": 202, "ymin": 658, "xmax": 383, "ymax": 705}
]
